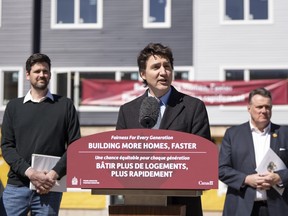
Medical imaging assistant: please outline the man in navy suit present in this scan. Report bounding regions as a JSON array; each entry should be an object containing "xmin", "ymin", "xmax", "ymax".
[
  {"xmin": 219, "ymin": 88, "xmax": 288, "ymax": 216},
  {"xmin": 116, "ymin": 43, "xmax": 211, "ymax": 216}
]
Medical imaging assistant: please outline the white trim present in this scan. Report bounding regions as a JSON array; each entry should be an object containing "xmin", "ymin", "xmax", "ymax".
[
  {"xmin": 51, "ymin": 0, "xmax": 103, "ymax": 29},
  {"xmin": 51, "ymin": 66, "xmax": 193, "ymax": 73},
  {"xmin": 79, "ymin": 105, "xmax": 119, "ymax": 112},
  {"xmin": 0, "ymin": 0, "xmax": 2, "ymax": 27},
  {"xmin": 0, "ymin": 70, "xmax": 3, "ymax": 107},
  {"xmin": 143, "ymin": 0, "xmax": 171, "ymax": 29},
  {"xmin": 52, "ymin": 67, "xmax": 138, "ymax": 73},
  {"xmin": 18, "ymin": 68, "xmax": 24, "ymax": 98},
  {"xmin": 115, "ymin": 71, "xmax": 122, "ymax": 82},
  {"xmin": 219, "ymin": 64, "xmax": 288, "ymax": 81},
  {"xmin": 220, "ymin": 0, "xmax": 273, "ymax": 25},
  {"xmin": 0, "ymin": 67, "xmax": 24, "ymax": 110},
  {"xmin": 73, "ymin": 72, "xmax": 79, "ymax": 109},
  {"xmin": 244, "ymin": 69, "xmax": 250, "ymax": 81},
  {"xmin": 218, "ymin": 105, "xmax": 288, "ymax": 111}
]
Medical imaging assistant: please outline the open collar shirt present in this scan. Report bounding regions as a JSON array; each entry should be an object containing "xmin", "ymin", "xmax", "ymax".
[
  {"xmin": 250, "ymin": 120, "xmax": 271, "ymax": 201},
  {"xmin": 23, "ymin": 90, "xmax": 54, "ymax": 104}
]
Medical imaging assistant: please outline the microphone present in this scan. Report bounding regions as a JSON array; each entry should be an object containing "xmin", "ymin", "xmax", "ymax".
[{"xmin": 139, "ymin": 97, "xmax": 160, "ymax": 128}]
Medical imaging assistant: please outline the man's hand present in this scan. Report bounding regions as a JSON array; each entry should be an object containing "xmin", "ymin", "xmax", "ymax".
[
  {"xmin": 245, "ymin": 173, "xmax": 266, "ymax": 189},
  {"xmin": 258, "ymin": 172, "xmax": 282, "ymax": 189},
  {"xmin": 244, "ymin": 172, "xmax": 282, "ymax": 190},
  {"xmin": 25, "ymin": 168, "xmax": 57, "ymax": 194}
]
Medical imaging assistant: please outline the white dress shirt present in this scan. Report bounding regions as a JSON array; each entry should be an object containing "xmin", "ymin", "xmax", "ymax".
[
  {"xmin": 23, "ymin": 89, "xmax": 54, "ymax": 103},
  {"xmin": 250, "ymin": 121, "xmax": 271, "ymax": 201}
]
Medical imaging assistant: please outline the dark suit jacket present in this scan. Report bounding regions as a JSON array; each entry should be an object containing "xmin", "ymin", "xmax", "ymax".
[
  {"xmin": 219, "ymin": 122, "xmax": 288, "ymax": 216},
  {"xmin": 116, "ymin": 86, "xmax": 211, "ymax": 216},
  {"xmin": 116, "ymin": 86, "xmax": 211, "ymax": 140}
]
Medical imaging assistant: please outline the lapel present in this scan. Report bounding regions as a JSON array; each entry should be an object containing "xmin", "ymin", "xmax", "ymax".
[
  {"xmin": 243, "ymin": 122, "xmax": 258, "ymax": 170},
  {"xmin": 270, "ymin": 123, "xmax": 280, "ymax": 153},
  {"xmin": 159, "ymin": 86, "xmax": 184, "ymax": 129}
]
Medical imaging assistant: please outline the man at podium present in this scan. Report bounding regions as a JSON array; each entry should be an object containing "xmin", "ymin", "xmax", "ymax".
[{"xmin": 116, "ymin": 43, "xmax": 211, "ymax": 216}]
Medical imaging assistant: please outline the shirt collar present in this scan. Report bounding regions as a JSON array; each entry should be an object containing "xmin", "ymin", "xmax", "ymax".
[
  {"xmin": 249, "ymin": 120, "xmax": 271, "ymax": 134},
  {"xmin": 148, "ymin": 88, "xmax": 171, "ymax": 106},
  {"xmin": 23, "ymin": 90, "xmax": 54, "ymax": 103}
]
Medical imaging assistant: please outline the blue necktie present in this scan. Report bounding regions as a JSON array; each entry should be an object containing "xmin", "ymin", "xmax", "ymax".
[{"xmin": 153, "ymin": 99, "xmax": 163, "ymax": 129}]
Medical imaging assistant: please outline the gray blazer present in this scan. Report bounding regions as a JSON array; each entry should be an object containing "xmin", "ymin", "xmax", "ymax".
[{"xmin": 219, "ymin": 122, "xmax": 288, "ymax": 216}]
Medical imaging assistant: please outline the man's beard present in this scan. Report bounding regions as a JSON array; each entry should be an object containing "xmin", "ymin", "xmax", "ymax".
[{"xmin": 31, "ymin": 79, "xmax": 49, "ymax": 90}]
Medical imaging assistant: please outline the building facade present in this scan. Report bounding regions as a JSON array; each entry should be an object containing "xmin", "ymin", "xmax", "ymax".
[{"xmin": 0, "ymin": 0, "xmax": 287, "ymax": 137}]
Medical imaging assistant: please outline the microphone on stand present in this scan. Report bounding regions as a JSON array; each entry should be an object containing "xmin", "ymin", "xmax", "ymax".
[{"xmin": 139, "ymin": 97, "xmax": 160, "ymax": 128}]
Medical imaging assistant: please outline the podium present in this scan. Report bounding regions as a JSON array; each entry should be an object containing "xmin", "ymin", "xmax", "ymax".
[{"xmin": 67, "ymin": 129, "xmax": 218, "ymax": 216}]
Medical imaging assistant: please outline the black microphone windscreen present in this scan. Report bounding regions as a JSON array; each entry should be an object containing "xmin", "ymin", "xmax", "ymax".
[{"xmin": 139, "ymin": 97, "xmax": 160, "ymax": 128}]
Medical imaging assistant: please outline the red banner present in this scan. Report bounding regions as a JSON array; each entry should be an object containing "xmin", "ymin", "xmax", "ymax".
[{"xmin": 81, "ymin": 79, "xmax": 288, "ymax": 106}]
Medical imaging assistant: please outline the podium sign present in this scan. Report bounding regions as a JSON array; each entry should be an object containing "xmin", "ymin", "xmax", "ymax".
[{"xmin": 67, "ymin": 129, "xmax": 218, "ymax": 190}]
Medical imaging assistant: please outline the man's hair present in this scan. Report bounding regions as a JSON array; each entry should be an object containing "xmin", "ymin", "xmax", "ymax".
[
  {"xmin": 137, "ymin": 43, "xmax": 174, "ymax": 86},
  {"xmin": 248, "ymin": 87, "xmax": 272, "ymax": 103},
  {"xmin": 26, "ymin": 53, "xmax": 51, "ymax": 73}
]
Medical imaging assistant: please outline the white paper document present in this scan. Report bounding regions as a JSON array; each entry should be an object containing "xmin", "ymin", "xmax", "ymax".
[
  {"xmin": 29, "ymin": 154, "xmax": 66, "ymax": 192},
  {"xmin": 256, "ymin": 148, "xmax": 286, "ymax": 195}
]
